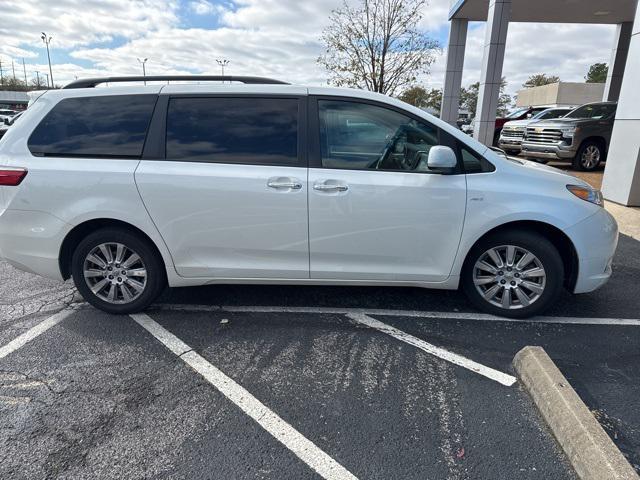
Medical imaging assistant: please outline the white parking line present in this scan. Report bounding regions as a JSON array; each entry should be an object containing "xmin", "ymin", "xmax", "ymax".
[
  {"xmin": 0, "ymin": 308, "xmax": 75, "ymax": 360},
  {"xmin": 346, "ymin": 313, "xmax": 517, "ymax": 387},
  {"xmin": 154, "ymin": 304, "xmax": 640, "ymax": 326},
  {"xmin": 130, "ymin": 313, "xmax": 359, "ymax": 480}
]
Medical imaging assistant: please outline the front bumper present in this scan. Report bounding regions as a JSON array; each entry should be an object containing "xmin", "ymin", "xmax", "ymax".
[
  {"xmin": 521, "ymin": 141, "xmax": 576, "ymax": 161},
  {"xmin": 564, "ymin": 208, "xmax": 619, "ymax": 294},
  {"xmin": 498, "ymin": 137, "xmax": 523, "ymax": 152}
]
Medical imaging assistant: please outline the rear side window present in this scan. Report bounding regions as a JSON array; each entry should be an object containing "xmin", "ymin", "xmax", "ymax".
[
  {"xmin": 165, "ymin": 97, "xmax": 299, "ymax": 166},
  {"xmin": 28, "ymin": 95, "xmax": 156, "ymax": 158}
]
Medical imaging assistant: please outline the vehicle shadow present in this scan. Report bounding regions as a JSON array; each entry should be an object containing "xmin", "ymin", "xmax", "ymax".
[{"xmin": 156, "ymin": 233, "xmax": 640, "ymax": 320}]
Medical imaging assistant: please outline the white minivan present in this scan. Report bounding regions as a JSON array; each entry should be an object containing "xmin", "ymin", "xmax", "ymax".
[{"xmin": 0, "ymin": 76, "xmax": 618, "ymax": 318}]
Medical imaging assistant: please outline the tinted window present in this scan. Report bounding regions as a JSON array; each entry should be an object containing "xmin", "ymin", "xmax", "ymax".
[
  {"xmin": 535, "ymin": 108, "xmax": 570, "ymax": 120},
  {"xmin": 566, "ymin": 103, "xmax": 616, "ymax": 119},
  {"xmin": 319, "ymin": 100, "xmax": 441, "ymax": 172},
  {"xmin": 505, "ymin": 108, "xmax": 530, "ymax": 119},
  {"xmin": 28, "ymin": 95, "xmax": 156, "ymax": 157},
  {"xmin": 166, "ymin": 97, "xmax": 298, "ymax": 166}
]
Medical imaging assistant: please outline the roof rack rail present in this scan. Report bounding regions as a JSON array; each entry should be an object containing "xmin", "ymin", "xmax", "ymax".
[{"xmin": 63, "ymin": 75, "xmax": 289, "ymax": 89}]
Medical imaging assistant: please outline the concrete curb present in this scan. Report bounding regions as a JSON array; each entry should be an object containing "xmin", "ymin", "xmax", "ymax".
[{"xmin": 513, "ymin": 346, "xmax": 639, "ymax": 480}]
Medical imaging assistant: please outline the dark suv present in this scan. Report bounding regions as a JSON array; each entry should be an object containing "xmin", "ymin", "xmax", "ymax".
[{"xmin": 521, "ymin": 102, "xmax": 616, "ymax": 171}]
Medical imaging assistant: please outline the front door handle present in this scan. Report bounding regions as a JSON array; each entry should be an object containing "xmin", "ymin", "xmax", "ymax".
[
  {"xmin": 267, "ymin": 177, "xmax": 303, "ymax": 190},
  {"xmin": 313, "ymin": 183, "xmax": 349, "ymax": 192}
]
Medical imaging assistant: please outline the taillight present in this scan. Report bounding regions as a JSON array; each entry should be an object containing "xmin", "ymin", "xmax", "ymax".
[{"xmin": 0, "ymin": 168, "xmax": 28, "ymax": 186}]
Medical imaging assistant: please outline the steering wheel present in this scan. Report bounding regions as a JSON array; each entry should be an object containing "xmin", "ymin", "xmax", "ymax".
[{"xmin": 367, "ymin": 128, "xmax": 406, "ymax": 170}]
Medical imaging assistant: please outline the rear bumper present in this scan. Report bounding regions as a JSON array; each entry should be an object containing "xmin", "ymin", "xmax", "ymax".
[
  {"xmin": 521, "ymin": 141, "xmax": 576, "ymax": 161},
  {"xmin": 564, "ymin": 208, "xmax": 618, "ymax": 294},
  {"xmin": 0, "ymin": 209, "xmax": 69, "ymax": 281}
]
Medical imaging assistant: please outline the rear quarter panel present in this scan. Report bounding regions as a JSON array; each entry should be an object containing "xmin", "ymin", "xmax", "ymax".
[{"xmin": 0, "ymin": 88, "xmax": 178, "ymax": 281}]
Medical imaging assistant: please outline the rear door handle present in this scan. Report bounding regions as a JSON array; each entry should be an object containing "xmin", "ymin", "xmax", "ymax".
[
  {"xmin": 267, "ymin": 177, "xmax": 303, "ymax": 190},
  {"xmin": 313, "ymin": 183, "xmax": 349, "ymax": 192}
]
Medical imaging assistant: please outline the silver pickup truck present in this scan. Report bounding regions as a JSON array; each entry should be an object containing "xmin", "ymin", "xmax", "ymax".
[
  {"xmin": 499, "ymin": 107, "xmax": 573, "ymax": 155},
  {"xmin": 520, "ymin": 101, "xmax": 616, "ymax": 171}
]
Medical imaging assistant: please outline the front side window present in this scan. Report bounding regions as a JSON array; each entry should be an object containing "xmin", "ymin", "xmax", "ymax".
[
  {"xmin": 166, "ymin": 97, "xmax": 299, "ymax": 166},
  {"xmin": 318, "ymin": 100, "xmax": 440, "ymax": 172},
  {"xmin": 28, "ymin": 95, "xmax": 156, "ymax": 157}
]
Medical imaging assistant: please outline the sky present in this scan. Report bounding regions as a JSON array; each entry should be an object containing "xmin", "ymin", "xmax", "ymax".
[{"xmin": 0, "ymin": 0, "xmax": 616, "ymax": 99}]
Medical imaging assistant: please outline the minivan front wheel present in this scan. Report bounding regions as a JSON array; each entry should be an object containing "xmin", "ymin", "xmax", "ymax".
[
  {"xmin": 461, "ymin": 230, "xmax": 563, "ymax": 318},
  {"xmin": 71, "ymin": 228, "xmax": 166, "ymax": 314}
]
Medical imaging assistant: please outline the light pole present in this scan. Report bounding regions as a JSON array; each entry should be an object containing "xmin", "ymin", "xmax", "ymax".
[
  {"xmin": 137, "ymin": 58, "xmax": 148, "ymax": 85},
  {"xmin": 216, "ymin": 59, "xmax": 229, "ymax": 82},
  {"xmin": 41, "ymin": 32, "xmax": 54, "ymax": 88}
]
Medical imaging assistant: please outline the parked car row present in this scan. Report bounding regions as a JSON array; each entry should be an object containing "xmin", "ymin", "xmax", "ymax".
[
  {"xmin": 498, "ymin": 107, "xmax": 573, "ymax": 154},
  {"xmin": 463, "ymin": 101, "xmax": 616, "ymax": 172},
  {"xmin": 0, "ymin": 109, "xmax": 19, "ymax": 124},
  {"xmin": 0, "ymin": 112, "xmax": 23, "ymax": 140}
]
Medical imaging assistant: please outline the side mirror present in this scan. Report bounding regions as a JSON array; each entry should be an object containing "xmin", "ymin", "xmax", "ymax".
[{"xmin": 427, "ymin": 146, "xmax": 457, "ymax": 174}]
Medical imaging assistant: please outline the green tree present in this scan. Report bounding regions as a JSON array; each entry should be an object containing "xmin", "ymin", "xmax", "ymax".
[
  {"xmin": 318, "ymin": 0, "xmax": 440, "ymax": 96},
  {"xmin": 522, "ymin": 74, "xmax": 560, "ymax": 88},
  {"xmin": 585, "ymin": 62, "xmax": 608, "ymax": 83},
  {"xmin": 399, "ymin": 85, "xmax": 441, "ymax": 111},
  {"xmin": 459, "ymin": 78, "xmax": 511, "ymax": 117}
]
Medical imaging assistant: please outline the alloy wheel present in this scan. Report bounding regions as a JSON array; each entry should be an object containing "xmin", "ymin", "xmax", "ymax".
[
  {"xmin": 83, "ymin": 242, "xmax": 148, "ymax": 304},
  {"xmin": 472, "ymin": 245, "xmax": 546, "ymax": 310},
  {"xmin": 580, "ymin": 145, "xmax": 600, "ymax": 170}
]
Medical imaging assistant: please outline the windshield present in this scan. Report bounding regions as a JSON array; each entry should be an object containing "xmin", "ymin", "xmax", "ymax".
[
  {"xmin": 534, "ymin": 108, "xmax": 570, "ymax": 120},
  {"xmin": 505, "ymin": 108, "xmax": 530, "ymax": 119},
  {"xmin": 566, "ymin": 103, "xmax": 616, "ymax": 119}
]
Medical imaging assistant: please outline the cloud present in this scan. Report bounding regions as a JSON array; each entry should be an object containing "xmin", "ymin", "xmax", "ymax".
[
  {"xmin": 189, "ymin": 0, "xmax": 217, "ymax": 15},
  {"xmin": 0, "ymin": 0, "xmax": 620, "ymax": 100}
]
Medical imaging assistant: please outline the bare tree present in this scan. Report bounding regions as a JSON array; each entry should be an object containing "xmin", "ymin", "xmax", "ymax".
[{"xmin": 318, "ymin": 0, "xmax": 439, "ymax": 96}]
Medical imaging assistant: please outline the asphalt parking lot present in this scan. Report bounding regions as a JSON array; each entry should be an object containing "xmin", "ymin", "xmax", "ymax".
[{"xmin": 0, "ymin": 234, "xmax": 638, "ymax": 479}]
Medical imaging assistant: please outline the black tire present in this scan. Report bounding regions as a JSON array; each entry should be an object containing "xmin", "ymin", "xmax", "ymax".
[
  {"xmin": 505, "ymin": 149, "xmax": 520, "ymax": 156},
  {"xmin": 461, "ymin": 230, "xmax": 564, "ymax": 318},
  {"xmin": 572, "ymin": 139, "xmax": 603, "ymax": 171},
  {"xmin": 71, "ymin": 227, "xmax": 166, "ymax": 314},
  {"xmin": 493, "ymin": 130, "xmax": 500, "ymax": 147}
]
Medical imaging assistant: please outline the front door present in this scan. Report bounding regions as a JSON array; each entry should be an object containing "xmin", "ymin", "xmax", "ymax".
[
  {"xmin": 136, "ymin": 95, "xmax": 309, "ymax": 279},
  {"xmin": 308, "ymin": 98, "xmax": 467, "ymax": 282}
]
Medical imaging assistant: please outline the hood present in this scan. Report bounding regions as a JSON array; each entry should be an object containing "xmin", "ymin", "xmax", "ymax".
[
  {"xmin": 486, "ymin": 150, "xmax": 592, "ymax": 188},
  {"xmin": 527, "ymin": 117, "xmax": 596, "ymax": 129},
  {"xmin": 503, "ymin": 118, "xmax": 535, "ymax": 128}
]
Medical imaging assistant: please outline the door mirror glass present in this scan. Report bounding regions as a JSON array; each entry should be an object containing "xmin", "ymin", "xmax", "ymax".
[{"xmin": 427, "ymin": 146, "xmax": 457, "ymax": 173}]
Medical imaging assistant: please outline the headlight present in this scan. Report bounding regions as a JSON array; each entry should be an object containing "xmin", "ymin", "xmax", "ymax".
[
  {"xmin": 566, "ymin": 184, "xmax": 603, "ymax": 206},
  {"xmin": 560, "ymin": 126, "xmax": 576, "ymax": 138}
]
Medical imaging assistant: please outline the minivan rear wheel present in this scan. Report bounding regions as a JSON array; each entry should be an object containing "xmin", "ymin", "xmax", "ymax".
[
  {"xmin": 461, "ymin": 230, "xmax": 563, "ymax": 318},
  {"xmin": 71, "ymin": 228, "xmax": 165, "ymax": 314}
]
